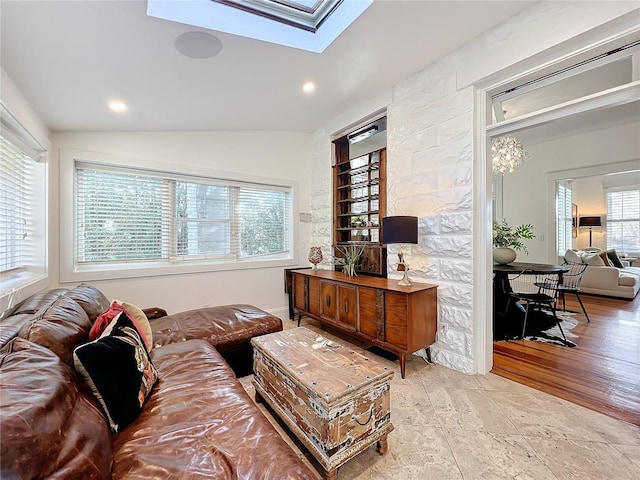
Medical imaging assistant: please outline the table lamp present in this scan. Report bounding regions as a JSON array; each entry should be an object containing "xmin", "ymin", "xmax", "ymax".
[
  {"xmin": 578, "ymin": 215, "xmax": 601, "ymax": 247},
  {"xmin": 381, "ymin": 216, "xmax": 418, "ymax": 286}
]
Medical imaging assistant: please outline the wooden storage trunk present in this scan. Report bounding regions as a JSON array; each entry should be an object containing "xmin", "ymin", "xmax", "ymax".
[{"xmin": 252, "ymin": 327, "xmax": 393, "ymax": 480}]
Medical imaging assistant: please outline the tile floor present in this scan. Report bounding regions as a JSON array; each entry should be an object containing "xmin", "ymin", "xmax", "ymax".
[{"xmin": 239, "ymin": 318, "xmax": 640, "ymax": 480}]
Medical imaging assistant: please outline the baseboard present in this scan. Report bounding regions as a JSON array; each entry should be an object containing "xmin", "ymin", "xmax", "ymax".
[{"xmin": 266, "ymin": 306, "xmax": 290, "ymax": 320}]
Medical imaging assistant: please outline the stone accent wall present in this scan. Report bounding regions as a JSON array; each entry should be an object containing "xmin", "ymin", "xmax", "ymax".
[
  {"xmin": 386, "ymin": 54, "xmax": 475, "ymax": 373},
  {"xmin": 309, "ymin": 130, "xmax": 333, "ymax": 257}
]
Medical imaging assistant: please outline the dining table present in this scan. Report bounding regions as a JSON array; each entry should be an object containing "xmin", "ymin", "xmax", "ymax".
[{"xmin": 493, "ymin": 261, "xmax": 568, "ymax": 340}]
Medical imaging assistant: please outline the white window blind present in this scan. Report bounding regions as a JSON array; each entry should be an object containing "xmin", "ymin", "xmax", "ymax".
[
  {"xmin": 556, "ymin": 179, "xmax": 573, "ymax": 255},
  {"xmin": 174, "ymin": 181, "xmax": 230, "ymax": 260},
  {"xmin": 0, "ymin": 136, "xmax": 34, "ymax": 275},
  {"xmin": 76, "ymin": 167, "xmax": 171, "ymax": 264},
  {"xmin": 606, "ymin": 188, "xmax": 640, "ymax": 253},
  {"xmin": 75, "ymin": 162, "xmax": 293, "ymax": 268},
  {"xmin": 236, "ymin": 186, "xmax": 291, "ymax": 258}
]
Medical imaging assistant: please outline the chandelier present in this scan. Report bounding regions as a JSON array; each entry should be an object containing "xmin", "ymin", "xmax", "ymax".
[{"xmin": 492, "ymin": 134, "xmax": 529, "ymax": 175}]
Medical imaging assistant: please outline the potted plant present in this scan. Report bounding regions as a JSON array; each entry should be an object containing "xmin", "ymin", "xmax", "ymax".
[
  {"xmin": 334, "ymin": 244, "xmax": 365, "ymax": 277},
  {"xmin": 492, "ymin": 220, "xmax": 535, "ymax": 265},
  {"xmin": 351, "ymin": 216, "xmax": 365, "ymax": 227}
]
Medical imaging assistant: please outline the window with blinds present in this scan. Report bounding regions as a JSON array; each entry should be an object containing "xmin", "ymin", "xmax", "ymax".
[
  {"xmin": 0, "ymin": 136, "xmax": 35, "ymax": 275},
  {"xmin": 556, "ymin": 179, "xmax": 573, "ymax": 255},
  {"xmin": 75, "ymin": 162, "xmax": 293, "ymax": 268},
  {"xmin": 606, "ymin": 188, "xmax": 640, "ymax": 254}
]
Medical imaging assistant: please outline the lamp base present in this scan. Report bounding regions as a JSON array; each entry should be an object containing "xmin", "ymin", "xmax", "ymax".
[{"xmin": 397, "ymin": 270, "xmax": 412, "ymax": 286}]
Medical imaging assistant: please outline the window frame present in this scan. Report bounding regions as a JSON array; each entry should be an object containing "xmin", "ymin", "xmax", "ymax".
[
  {"xmin": 60, "ymin": 149, "xmax": 298, "ymax": 283},
  {"xmin": 605, "ymin": 186, "xmax": 640, "ymax": 255},
  {"xmin": 555, "ymin": 179, "xmax": 574, "ymax": 256},
  {"xmin": 0, "ymin": 122, "xmax": 48, "ymax": 317}
]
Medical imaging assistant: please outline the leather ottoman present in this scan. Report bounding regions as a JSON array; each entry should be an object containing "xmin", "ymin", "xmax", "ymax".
[{"xmin": 152, "ymin": 304, "xmax": 283, "ymax": 376}]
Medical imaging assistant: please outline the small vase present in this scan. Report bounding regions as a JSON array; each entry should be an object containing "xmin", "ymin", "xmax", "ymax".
[
  {"xmin": 493, "ymin": 247, "xmax": 517, "ymax": 265},
  {"xmin": 308, "ymin": 246, "xmax": 323, "ymax": 270}
]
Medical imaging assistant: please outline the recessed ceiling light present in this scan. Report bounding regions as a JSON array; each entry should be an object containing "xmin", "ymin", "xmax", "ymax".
[
  {"xmin": 302, "ymin": 81, "xmax": 315, "ymax": 94},
  {"xmin": 109, "ymin": 100, "xmax": 128, "ymax": 113},
  {"xmin": 175, "ymin": 31, "xmax": 222, "ymax": 59}
]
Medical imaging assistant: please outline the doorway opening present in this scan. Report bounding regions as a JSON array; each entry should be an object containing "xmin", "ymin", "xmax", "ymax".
[{"xmin": 476, "ymin": 22, "xmax": 639, "ymax": 423}]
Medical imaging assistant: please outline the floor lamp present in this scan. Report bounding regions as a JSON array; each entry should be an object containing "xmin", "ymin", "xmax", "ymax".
[
  {"xmin": 381, "ymin": 216, "xmax": 418, "ymax": 286},
  {"xmin": 578, "ymin": 216, "xmax": 601, "ymax": 248}
]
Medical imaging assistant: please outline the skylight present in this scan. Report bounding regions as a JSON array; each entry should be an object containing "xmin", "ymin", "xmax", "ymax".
[{"xmin": 147, "ymin": 0, "xmax": 373, "ymax": 53}]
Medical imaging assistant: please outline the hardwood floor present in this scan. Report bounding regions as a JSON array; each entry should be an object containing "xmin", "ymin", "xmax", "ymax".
[{"xmin": 492, "ymin": 292, "xmax": 640, "ymax": 426}]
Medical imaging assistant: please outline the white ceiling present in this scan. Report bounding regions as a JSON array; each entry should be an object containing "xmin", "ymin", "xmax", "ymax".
[{"xmin": 0, "ymin": 0, "xmax": 535, "ymax": 133}]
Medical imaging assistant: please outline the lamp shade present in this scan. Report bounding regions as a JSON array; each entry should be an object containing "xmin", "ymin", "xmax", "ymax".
[
  {"xmin": 381, "ymin": 216, "xmax": 418, "ymax": 244},
  {"xmin": 578, "ymin": 216, "xmax": 602, "ymax": 227}
]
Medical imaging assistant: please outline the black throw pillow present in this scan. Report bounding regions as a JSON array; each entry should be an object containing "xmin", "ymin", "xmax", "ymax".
[
  {"xmin": 73, "ymin": 311, "xmax": 158, "ymax": 432},
  {"xmin": 606, "ymin": 249, "xmax": 624, "ymax": 268}
]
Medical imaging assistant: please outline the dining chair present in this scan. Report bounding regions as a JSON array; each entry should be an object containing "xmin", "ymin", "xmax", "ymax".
[
  {"xmin": 555, "ymin": 261, "xmax": 590, "ymax": 322},
  {"xmin": 504, "ymin": 270, "xmax": 565, "ymax": 341}
]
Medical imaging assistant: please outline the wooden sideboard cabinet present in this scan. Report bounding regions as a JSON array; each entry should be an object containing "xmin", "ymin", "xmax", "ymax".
[{"xmin": 292, "ymin": 269, "xmax": 438, "ymax": 378}]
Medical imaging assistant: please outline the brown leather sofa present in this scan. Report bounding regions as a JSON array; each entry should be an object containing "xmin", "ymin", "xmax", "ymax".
[{"xmin": 0, "ymin": 284, "xmax": 317, "ymax": 479}]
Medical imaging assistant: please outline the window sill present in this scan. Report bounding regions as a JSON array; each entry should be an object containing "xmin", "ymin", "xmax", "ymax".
[
  {"xmin": 60, "ymin": 257, "xmax": 298, "ymax": 284},
  {"xmin": 0, "ymin": 273, "xmax": 49, "ymax": 319}
]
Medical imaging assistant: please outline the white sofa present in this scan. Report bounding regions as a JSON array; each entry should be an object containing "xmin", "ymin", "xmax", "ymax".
[{"xmin": 563, "ymin": 249, "xmax": 640, "ymax": 299}]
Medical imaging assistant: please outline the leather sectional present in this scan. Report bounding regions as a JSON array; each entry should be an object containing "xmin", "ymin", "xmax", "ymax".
[{"xmin": 0, "ymin": 283, "xmax": 316, "ymax": 479}]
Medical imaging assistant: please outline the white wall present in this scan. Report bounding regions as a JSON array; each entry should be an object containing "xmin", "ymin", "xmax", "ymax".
[
  {"xmin": 51, "ymin": 131, "xmax": 312, "ymax": 316},
  {"xmin": 502, "ymin": 121, "xmax": 640, "ymax": 262},
  {"xmin": 0, "ymin": 68, "xmax": 50, "ymax": 148},
  {"xmin": 308, "ymin": 2, "xmax": 639, "ymax": 374},
  {"xmin": 573, "ymin": 169, "xmax": 640, "ymax": 253},
  {"xmin": 574, "ymin": 176, "xmax": 608, "ymax": 251}
]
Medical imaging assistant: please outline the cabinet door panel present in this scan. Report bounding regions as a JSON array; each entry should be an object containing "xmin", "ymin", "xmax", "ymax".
[
  {"xmin": 385, "ymin": 309, "xmax": 407, "ymax": 330},
  {"xmin": 320, "ymin": 281, "xmax": 337, "ymax": 320},
  {"xmin": 385, "ymin": 292, "xmax": 407, "ymax": 312},
  {"xmin": 385, "ymin": 326, "xmax": 407, "ymax": 350},
  {"xmin": 338, "ymin": 285, "xmax": 356, "ymax": 329},
  {"xmin": 293, "ymin": 274, "xmax": 306, "ymax": 310},
  {"xmin": 309, "ymin": 277, "xmax": 320, "ymax": 315},
  {"xmin": 358, "ymin": 287, "xmax": 378, "ymax": 338}
]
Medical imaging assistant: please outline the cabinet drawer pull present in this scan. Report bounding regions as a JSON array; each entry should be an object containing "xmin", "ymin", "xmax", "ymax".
[
  {"xmin": 326, "ymin": 296, "xmax": 331, "ymax": 307},
  {"xmin": 344, "ymin": 301, "xmax": 349, "ymax": 313}
]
